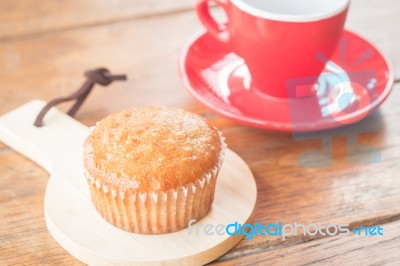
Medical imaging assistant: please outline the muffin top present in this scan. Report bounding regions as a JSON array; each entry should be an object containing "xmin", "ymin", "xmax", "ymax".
[{"xmin": 83, "ymin": 106, "xmax": 222, "ymax": 192}]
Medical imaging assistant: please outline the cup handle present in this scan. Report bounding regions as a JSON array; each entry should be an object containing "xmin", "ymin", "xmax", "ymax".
[{"xmin": 195, "ymin": 0, "xmax": 230, "ymax": 44}]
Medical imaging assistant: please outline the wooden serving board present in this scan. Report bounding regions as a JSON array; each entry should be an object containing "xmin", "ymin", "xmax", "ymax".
[{"xmin": 0, "ymin": 100, "xmax": 257, "ymax": 266}]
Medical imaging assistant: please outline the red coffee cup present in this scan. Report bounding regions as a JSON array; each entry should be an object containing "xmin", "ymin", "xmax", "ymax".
[{"xmin": 195, "ymin": 0, "xmax": 350, "ymax": 98}]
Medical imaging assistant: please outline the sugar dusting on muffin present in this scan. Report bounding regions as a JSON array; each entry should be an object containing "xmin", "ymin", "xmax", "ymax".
[
  {"xmin": 84, "ymin": 106, "xmax": 222, "ymax": 192},
  {"xmin": 83, "ymin": 106, "xmax": 226, "ymax": 234}
]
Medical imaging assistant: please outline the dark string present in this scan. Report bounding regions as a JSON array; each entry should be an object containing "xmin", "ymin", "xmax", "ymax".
[{"xmin": 34, "ymin": 68, "xmax": 127, "ymax": 127}]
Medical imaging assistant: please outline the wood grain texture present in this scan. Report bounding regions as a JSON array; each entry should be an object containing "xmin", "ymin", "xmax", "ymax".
[
  {"xmin": 210, "ymin": 83, "xmax": 400, "ymax": 262},
  {"xmin": 346, "ymin": 0, "xmax": 400, "ymax": 81},
  {"xmin": 0, "ymin": 0, "xmax": 193, "ymax": 39},
  {"xmin": 0, "ymin": 151, "xmax": 81, "ymax": 265},
  {"xmin": 0, "ymin": 0, "xmax": 398, "ymax": 78},
  {"xmin": 0, "ymin": 0, "xmax": 400, "ymax": 265},
  {"xmin": 0, "ymin": 2, "xmax": 399, "ymax": 118},
  {"xmin": 215, "ymin": 220, "xmax": 400, "ymax": 266},
  {"xmin": 0, "ymin": 11, "xmax": 201, "ymax": 120}
]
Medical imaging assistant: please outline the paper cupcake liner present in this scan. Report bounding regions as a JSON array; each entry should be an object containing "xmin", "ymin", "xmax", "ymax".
[{"xmin": 84, "ymin": 130, "xmax": 226, "ymax": 234}]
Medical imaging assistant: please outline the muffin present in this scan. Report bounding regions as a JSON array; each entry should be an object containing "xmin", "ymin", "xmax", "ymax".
[{"xmin": 83, "ymin": 106, "xmax": 226, "ymax": 234}]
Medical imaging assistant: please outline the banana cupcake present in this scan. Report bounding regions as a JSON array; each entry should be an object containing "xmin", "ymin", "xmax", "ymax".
[{"xmin": 83, "ymin": 106, "xmax": 226, "ymax": 234}]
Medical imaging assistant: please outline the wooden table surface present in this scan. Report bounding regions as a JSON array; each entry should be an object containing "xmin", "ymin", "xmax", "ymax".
[{"xmin": 1, "ymin": 0, "xmax": 400, "ymax": 265}]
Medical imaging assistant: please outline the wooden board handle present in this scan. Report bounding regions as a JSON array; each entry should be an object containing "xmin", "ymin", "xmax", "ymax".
[{"xmin": 0, "ymin": 100, "xmax": 90, "ymax": 194}]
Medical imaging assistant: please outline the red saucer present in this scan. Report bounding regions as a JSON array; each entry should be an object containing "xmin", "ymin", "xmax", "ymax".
[{"xmin": 179, "ymin": 30, "xmax": 394, "ymax": 131}]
